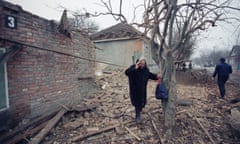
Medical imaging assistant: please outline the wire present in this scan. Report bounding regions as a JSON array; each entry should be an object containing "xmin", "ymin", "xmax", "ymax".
[{"xmin": 0, "ymin": 37, "xmax": 127, "ymax": 68}]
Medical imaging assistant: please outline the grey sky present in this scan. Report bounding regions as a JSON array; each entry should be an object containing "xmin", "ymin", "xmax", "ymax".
[
  {"xmin": 6, "ymin": 0, "xmax": 240, "ymax": 58},
  {"xmin": 6, "ymin": 0, "xmax": 139, "ymax": 29}
]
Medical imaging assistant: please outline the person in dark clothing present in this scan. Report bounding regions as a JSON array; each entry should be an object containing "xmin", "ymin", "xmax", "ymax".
[
  {"xmin": 182, "ymin": 62, "xmax": 186, "ymax": 72},
  {"xmin": 125, "ymin": 58, "xmax": 158, "ymax": 123},
  {"xmin": 213, "ymin": 58, "xmax": 232, "ymax": 99},
  {"xmin": 189, "ymin": 62, "xmax": 192, "ymax": 70}
]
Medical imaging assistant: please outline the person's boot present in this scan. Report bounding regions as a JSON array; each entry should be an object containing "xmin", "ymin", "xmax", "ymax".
[{"xmin": 135, "ymin": 108, "xmax": 141, "ymax": 124}]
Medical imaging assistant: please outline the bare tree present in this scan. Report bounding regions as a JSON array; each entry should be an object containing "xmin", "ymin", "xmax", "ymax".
[
  {"xmin": 194, "ymin": 48, "xmax": 230, "ymax": 66},
  {"xmin": 69, "ymin": 10, "xmax": 99, "ymax": 35},
  {"xmin": 140, "ymin": 0, "xmax": 240, "ymax": 140},
  {"xmin": 175, "ymin": 33, "xmax": 196, "ymax": 61},
  {"xmin": 57, "ymin": 5, "xmax": 100, "ymax": 35},
  {"xmin": 88, "ymin": 0, "xmax": 240, "ymax": 140}
]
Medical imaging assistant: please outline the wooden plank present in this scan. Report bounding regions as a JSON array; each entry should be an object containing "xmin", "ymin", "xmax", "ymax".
[
  {"xmin": 87, "ymin": 127, "xmax": 100, "ymax": 132},
  {"xmin": 72, "ymin": 104, "xmax": 97, "ymax": 112},
  {"xmin": 63, "ymin": 119, "xmax": 84, "ymax": 130},
  {"xmin": 147, "ymin": 113, "xmax": 163, "ymax": 144},
  {"xmin": 30, "ymin": 109, "xmax": 67, "ymax": 144},
  {"xmin": 71, "ymin": 120, "xmax": 133, "ymax": 142},
  {"xmin": 5, "ymin": 120, "xmax": 48, "ymax": 144},
  {"xmin": 125, "ymin": 126, "xmax": 142, "ymax": 141},
  {"xmin": 71, "ymin": 124, "xmax": 118, "ymax": 142},
  {"xmin": 186, "ymin": 112, "xmax": 215, "ymax": 144},
  {"xmin": 151, "ymin": 119, "xmax": 163, "ymax": 144},
  {"xmin": 0, "ymin": 111, "xmax": 56, "ymax": 144}
]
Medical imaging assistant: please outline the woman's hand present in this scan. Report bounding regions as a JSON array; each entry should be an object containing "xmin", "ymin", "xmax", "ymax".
[{"xmin": 135, "ymin": 62, "xmax": 140, "ymax": 69}]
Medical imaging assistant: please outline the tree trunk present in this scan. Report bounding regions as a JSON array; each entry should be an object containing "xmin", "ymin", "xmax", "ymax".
[{"xmin": 161, "ymin": 53, "xmax": 177, "ymax": 140}]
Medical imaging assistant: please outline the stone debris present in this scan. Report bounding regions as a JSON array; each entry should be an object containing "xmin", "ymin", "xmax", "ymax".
[{"xmin": 11, "ymin": 69, "xmax": 240, "ymax": 144}]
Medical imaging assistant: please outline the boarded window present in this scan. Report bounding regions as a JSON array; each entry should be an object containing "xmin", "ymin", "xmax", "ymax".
[{"xmin": 0, "ymin": 49, "xmax": 8, "ymax": 110}]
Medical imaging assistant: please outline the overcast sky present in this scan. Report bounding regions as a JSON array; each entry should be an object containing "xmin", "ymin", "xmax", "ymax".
[{"xmin": 6, "ymin": 0, "xmax": 240, "ymax": 58}]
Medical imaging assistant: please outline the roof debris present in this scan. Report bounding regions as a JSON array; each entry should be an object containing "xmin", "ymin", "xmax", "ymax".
[{"xmin": 2, "ymin": 69, "xmax": 240, "ymax": 144}]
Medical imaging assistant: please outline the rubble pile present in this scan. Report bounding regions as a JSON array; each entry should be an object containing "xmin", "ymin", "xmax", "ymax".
[
  {"xmin": 17, "ymin": 69, "xmax": 240, "ymax": 143},
  {"xmin": 41, "ymin": 70, "xmax": 163, "ymax": 144},
  {"xmin": 176, "ymin": 69, "xmax": 214, "ymax": 85}
]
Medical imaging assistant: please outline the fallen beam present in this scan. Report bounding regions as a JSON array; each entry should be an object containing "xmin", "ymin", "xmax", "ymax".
[
  {"xmin": 30, "ymin": 104, "xmax": 97, "ymax": 144},
  {"xmin": 0, "ymin": 104, "xmax": 96, "ymax": 144},
  {"xmin": 148, "ymin": 113, "xmax": 163, "ymax": 144},
  {"xmin": 5, "ymin": 120, "xmax": 48, "ymax": 144},
  {"xmin": 186, "ymin": 112, "xmax": 215, "ymax": 144},
  {"xmin": 71, "ymin": 124, "xmax": 118, "ymax": 142},
  {"xmin": 30, "ymin": 109, "xmax": 67, "ymax": 144},
  {"xmin": 151, "ymin": 119, "xmax": 163, "ymax": 144},
  {"xmin": 0, "ymin": 111, "xmax": 56, "ymax": 144},
  {"xmin": 71, "ymin": 120, "xmax": 133, "ymax": 142},
  {"xmin": 125, "ymin": 126, "xmax": 141, "ymax": 141}
]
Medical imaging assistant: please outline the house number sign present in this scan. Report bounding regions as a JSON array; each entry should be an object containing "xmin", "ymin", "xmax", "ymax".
[{"xmin": 5, "ymin": 15, "xmax": 17, "ymax": 29}]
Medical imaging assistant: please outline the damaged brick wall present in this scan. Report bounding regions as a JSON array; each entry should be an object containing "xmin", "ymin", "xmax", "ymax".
[{"xmin": 0, "ymin": 1, "xmax": 96, "ymax": 125}]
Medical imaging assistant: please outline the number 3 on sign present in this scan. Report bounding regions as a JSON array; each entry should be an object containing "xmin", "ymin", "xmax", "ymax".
[
  {"xmin": 5, "ymin": 15, "xmax": 17, "ymax": 29},
  {"xmin": 8, "ymin": 16, "xmax": 15, "ymax": 28}
]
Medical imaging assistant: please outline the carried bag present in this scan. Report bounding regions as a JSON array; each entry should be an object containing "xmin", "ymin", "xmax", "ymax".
[{"xmin": 155, "ymin": 78, "xmax": 168, "ymax": 100}]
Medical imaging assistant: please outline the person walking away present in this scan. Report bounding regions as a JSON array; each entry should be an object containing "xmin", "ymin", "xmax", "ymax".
[
  {"xmin": 125, "ymin": 58, "xmax": 158, "ymax": 123},
  {"xmin": 182, "ymin": 62, "xmax": 186, "ymax": 72},
  {"xmin": 213, "ymin": 58, "xmax": 232, "ymax": 99},
  {"xmin": 188, "ymin": 61, "xmax": 192, "ymax": 70}
]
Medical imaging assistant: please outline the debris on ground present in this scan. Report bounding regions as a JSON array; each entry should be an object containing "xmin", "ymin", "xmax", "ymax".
[{"xmin": 2, "ymin": 69, "xmax": 239, "ymax": 144}]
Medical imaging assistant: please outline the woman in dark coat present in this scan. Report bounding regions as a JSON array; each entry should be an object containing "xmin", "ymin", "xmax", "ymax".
[{"xmin": 125, "ymin": 58, "xmax": 158, "ymax": 123}]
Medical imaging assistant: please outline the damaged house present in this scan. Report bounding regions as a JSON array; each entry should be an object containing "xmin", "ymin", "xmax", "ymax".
[
  {"xmin": 228, "ymin": 45, "xmax": 240, "ymax": 74},
  {"xmin": 90, "ymin": 23, "xmax": 158, "ymax": 73},
  {"xmin": 0, "ymin": 0, "xmax": 96, "ymax": 131}
]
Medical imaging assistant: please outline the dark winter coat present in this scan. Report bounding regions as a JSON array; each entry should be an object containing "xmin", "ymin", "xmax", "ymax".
[
  {"xmin": 213, "ymin": 62, "xmax": 232, "ymax": 80},
  {"xmin": 125, "ymin": 64, "xmax": 158, "ymax": 109},
  {"xmin": 213, "ymin": 61, "xmax": 232, "ymax": 97}
]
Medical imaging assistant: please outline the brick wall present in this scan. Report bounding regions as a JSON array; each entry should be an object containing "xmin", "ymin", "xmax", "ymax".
[{"xmin": 0, "ymin": 1, "xmax": 96, "ymax": 124}]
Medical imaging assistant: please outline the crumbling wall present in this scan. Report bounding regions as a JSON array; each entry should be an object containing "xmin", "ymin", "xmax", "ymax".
[{"xmin": 0, "ymin": 1, "xmax": 96, "ymax": 125}]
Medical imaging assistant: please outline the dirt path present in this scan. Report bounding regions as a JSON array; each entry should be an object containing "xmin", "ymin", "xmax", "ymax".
[{"xmin": 39, "ymin": 69, "xmax": 239, "ymax": 144}]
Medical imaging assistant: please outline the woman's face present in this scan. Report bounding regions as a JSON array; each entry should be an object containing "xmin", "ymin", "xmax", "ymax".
[{"xmin": 139, "ymin": 59, "xmax": 146, "ymax": 68}]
